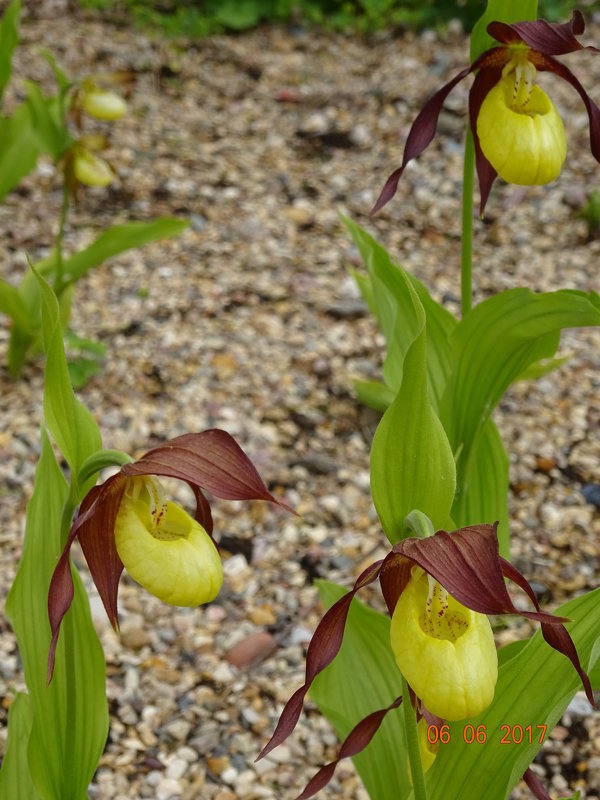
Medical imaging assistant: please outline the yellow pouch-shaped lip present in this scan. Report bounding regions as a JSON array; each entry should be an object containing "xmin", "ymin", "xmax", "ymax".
[
  {"xmin": 73, "ymin": 149, "xmax": 114, "ymax": 187},
  {"xmin": 390, "ymin": 568, "xmax": 497, "ymax": 721},
  {"xmin": 477, "ymin": 76, "xmax": 566, "ymax": 186},
  {"xmin": 115, "ymin": 494, "xmax": 223, "ymax": 606},
  {"xmin": 82, "ymin": 88, "xmax": 127, "ymax": 121}
]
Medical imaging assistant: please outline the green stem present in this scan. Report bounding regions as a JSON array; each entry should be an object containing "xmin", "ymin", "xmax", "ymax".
[
  {"xmin": 54, "ymin": 182, "xmax": 71, "ymax": 297},
  {"xmin": 77, "ymin": 448, "xmax": 132, "ymax": 489},
  {"xmin": 403, "ymin": 676, "xmax": 427, "ymax": 800},
  {"xmin": 460, "ymin": 128, "xmax": 475, "ymax": 317}
]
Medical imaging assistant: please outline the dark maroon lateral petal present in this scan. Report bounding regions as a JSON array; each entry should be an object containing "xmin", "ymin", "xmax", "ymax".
[
  {"xmin": 534, "ymin": 53, "xmax": 600, "ymax": 164},
  {"xmin": 500, "ymin": 558, "xmax": 568, "ymax": 622},
  {"xmin": 47, "ymin": 521, "xmax": 82, "ymax": 684},
  {"xmin": 257, "ymin": 560, "xmax": 384, "ymax": 760},
  {"xmin": 468, "ymin": 66, "xmax": 502, "ymax": 215},
  {"xmin": 541, "ymin": 621, "xmax": 595, "ymax": 707},
  {"xmin": 77, "ymin": 474, "xmax": 127, "ymax": 633},
  {"xmin": 295, "ymin": 695, "xmax": 403, "ymax": 800},
  {"xmin": 488, "ymin": 11, "xmax": 592, "ymax": 55},
  {"xmin": 189, "ymin": 485, "xmax": 214, "ymax": 536},
  {"xmin": 502, "ymin": 557, "xmax": 593, "ymax": 704},
  {"xmin": 371, "ymin": 65, "xmax": 473, "ymax": 214},
  {"xmin": 47, "ymin": 474, "xmax": 125, "ymax": 684},
  {"xmin": 523, "ymin": 767, "xmax": 552, "ymax": 800},
  {"xmin": 123, "ymin": 429, "xmax": 292, "ymax": 511}
]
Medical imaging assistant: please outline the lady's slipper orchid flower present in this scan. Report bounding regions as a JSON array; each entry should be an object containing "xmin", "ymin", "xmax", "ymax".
[
  {"xmin": 258, "ymin": 523, "xmax": 594, "ymax": 799},
  {"xmin": 80, "ymin": 80, "xmax": 127, "ymax": 121},
  {"xmin": 47, "ymin": 429, "xmax": 290, "ymax": 683},
  {"xmin": 373, "ymin": 11, "xmax": 600, "ymax": 215},
  {"xmin": 63, "ymin": 134, "xmax": 115, "ymax": 192},
  {"xmin": 72, "ymin": 146, "xmax": 114, "ymax": 187}
]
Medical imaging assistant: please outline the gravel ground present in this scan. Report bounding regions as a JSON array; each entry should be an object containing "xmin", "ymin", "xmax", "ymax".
[{"xmin": 0, "ymin": 2, "xmax": 599, "ymax": 799}]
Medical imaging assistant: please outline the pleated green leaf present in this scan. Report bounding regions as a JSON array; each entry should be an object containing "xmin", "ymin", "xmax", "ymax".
[
  {"xmin": 0, "ymin": 103, "xmax": 40, "ymax": 203},
  {"xmin": 370, "ymin": 274, "xmax": 455, "ymax": 542},
  {"xmin": 34, "ymin": 267, "xmax": 101, "ymax": 480},
  {"xmin": 62, "ymin": 218, "xmax": 190, "ymax": 282},
  {"xmin": 310, "ymin": 581, "xmax": 410, "ymax": 800},
  {"xmin": 423, "ymin": 588, "xmax": 600, "ymax": 800},
  {"xmin": 439, "ymin": 289, "xmax": 600, "ymax": 507},
  {"xmin": 4, "ymin": 429, "xmax": 108, "ymax": 800},
  {"xmin": 451, "ymin": 418, "xmax": 510, "ymax": 557},
  {"xmin": 343, "ymin": 216, "xmax": 456, "ymax": 408},
  {"xmin": 0, "ymin": 0, "xmax": 20, "ymax": 105},
  {"xmin": 0, "ymin": 693, "xmax": 41, "ymax": 800}
]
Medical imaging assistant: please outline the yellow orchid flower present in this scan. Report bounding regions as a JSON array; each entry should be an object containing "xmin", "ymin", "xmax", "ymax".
[{"xmin": 390, "ymin": 566, "xmax": 497, "ymax": 721}]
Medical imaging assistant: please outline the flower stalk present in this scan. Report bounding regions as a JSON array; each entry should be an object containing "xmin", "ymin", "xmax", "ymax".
[{"xmin": 402, "ymin": 675, "xmax": 427, "ymax": 800}]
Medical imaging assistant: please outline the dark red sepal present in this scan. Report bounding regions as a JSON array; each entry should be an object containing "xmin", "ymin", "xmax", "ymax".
[
  {"xmin": 523, "ymin": 766, "xmax": 552, "ymax": 800},
  {"xmin": 488, "ymin": 11, "xmax": 592, "ymax": 55},
  {"xmin": 468, "ymin": 66, "xmax": 502, "ymax": 215},
  {"xmin": 295, "ymin": 694, "xmax": 403, "ymax": 800},
  {"xmin": 122, "ymin": 429, "xmax": 291, "ymax": 510},
  {"xmin": 371, "ymin": 65, "xmax": 472, "ymax": 214},
  {"xmin": 380, "ymin": 524, "xmax": 563, "ymax": 624},
  {"xmin": 257, "ymin": 560, "xmax": 384, "ymax": 759},
  {"xmin": 47, "ymin": 473, "xmax": 127, "ymax": 684},
  {"xmin": 500, "ymin": 557, "xmax": 594, "ymax": 707}
]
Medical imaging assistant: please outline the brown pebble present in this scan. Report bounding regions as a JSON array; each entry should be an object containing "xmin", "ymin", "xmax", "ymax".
[
  {"xmin": 119, "ymin": 627, "xmax": 151, "ymax": 650},
  {"xmin": 206, "ymin": 755, "xmax": 231, "ymax": 776},
  {"xmin": 550, "ymin": 725, "xmax": 569, "ymax": 741},
  {"xmin": 225, "ymin": 632, "xmax": 278, "ymax": 668},
  {"xmin": 536, "ymin": 456, "xmax": 557, "ymax": 473}
]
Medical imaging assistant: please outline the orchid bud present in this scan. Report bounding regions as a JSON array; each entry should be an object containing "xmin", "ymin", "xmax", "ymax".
[
  {"xmin": 81, "ymin": 87, "xmax": 127, "ymax": 121},
  {"xmin": 73, "ymin": 149, "xmax": 114, "ymax": 187},
  {"xmin": 390, "ymin": 567, "xmax": 497, "ymax": 721},
  {"xmin": 477, "ymin": 74, "xmax": 567, "ymax": 186},
  {"xmin": 114, "ymin": 477, "xmax": 223, "ymax": 606}
]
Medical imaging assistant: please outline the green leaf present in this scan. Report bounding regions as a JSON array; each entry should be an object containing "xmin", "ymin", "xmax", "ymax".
[
  {"xmin": 62, "ymin": 217, "xmax": 190, "ymax": 282},
  {"xmin": 425, "ymin": 588, "xmax": 600, "ymax": 800},
  {"xmin": 0, "ymin": 693, "xmax": 41, "ymax": 800},
  {"xmin": 33, "ymin": 266, "xmax": 101, "ymax": 479},
  {"xmin": 311, "ymin": 580, "xmax": 410, "ymax": 800},
  {"xmin": 343, "ymin": 216, "xmax": 423, "ymax": 393},
  {"xmin": 25, "ymin": 81, "xmax": 70, "ymax": 160},
  {"xmin": 370, "ymin": 274, "xmax": 456, "ymax": 542},
  {"xmin": 440, "ymin": 288, "xmax": 600, "ymax": 504},
  {"xmin": 470, "ymin": 0, "xmax": 537, "ymax": 61},
  {"xmin": 7, "ymin": 325, "xmax": 34, "ymax": 379},
  {"xmin": 0, "ymin": 0, "xmax": 20, "ymax": 106},
  {"xmin": 0, "ymin": 104, "xmax": 40, "ymax": 202},
  {"xmin": 40, "ymin": 49, "xmax": 71, "ymax": 95},
  {"xmin": 515, "ymin": 353, "xmax": 570, "ymax": 381},
  {"xmin": 451, "ymin": 418, "xmax": 510, "ymax": 557},
  {"xmin": 353, "ymin": 378, "xmax": 395, "ymax": 412},
  {"xmin": 343, "ymin": 217, "xmax": 457, "ymax": 410},
  {"xmin": 5, "ymin": 428, "xmax": 108, "ymax": 800},
  {"xmin": 0, "ymin": 278, "xmax": 32, "ymax": 331}
]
